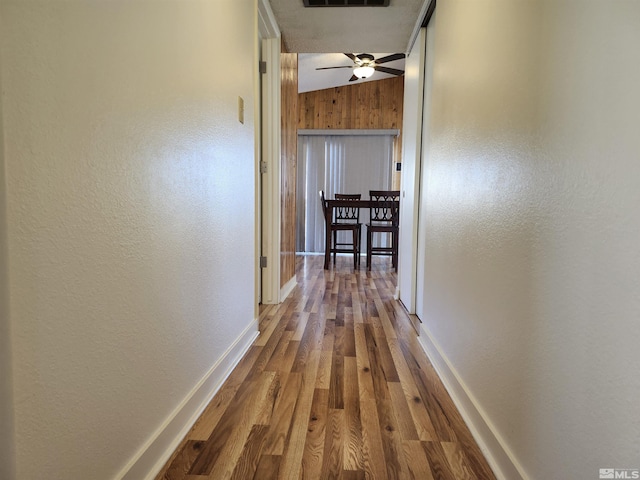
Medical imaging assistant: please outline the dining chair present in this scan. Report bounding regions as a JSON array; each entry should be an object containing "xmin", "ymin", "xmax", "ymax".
[
  {"xmin": 320, "ymin": 190, "xmax": 361, "ymax": 268},
  {"xmin": 366, "ymin": 190, "xmax": 400, "ymax": 271}
]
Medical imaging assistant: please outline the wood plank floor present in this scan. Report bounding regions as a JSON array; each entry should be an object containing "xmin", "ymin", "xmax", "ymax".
[{"xmin": 156, "ymin": 255, "xmax": 496, "ymax": 480}]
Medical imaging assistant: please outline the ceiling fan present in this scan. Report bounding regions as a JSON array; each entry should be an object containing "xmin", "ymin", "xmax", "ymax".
[{"xmin": 316, "ymin": 53, "xmax": 406, "ymax": 82}]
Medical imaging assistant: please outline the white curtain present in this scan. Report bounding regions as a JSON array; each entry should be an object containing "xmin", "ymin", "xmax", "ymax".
[{"xmin": 296, "ymin": 133, "xmax": 394, "ymax": 253}]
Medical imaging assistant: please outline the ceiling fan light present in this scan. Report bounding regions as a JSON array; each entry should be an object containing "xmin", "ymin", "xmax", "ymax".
[{"xmin": 353, "ymin": 65, "xmax": 375, "ymax": 78}]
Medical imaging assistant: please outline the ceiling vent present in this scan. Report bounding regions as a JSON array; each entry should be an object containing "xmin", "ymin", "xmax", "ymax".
[{"xmin": 303, "ymin": 0, "xmax": 390, "ymax": 6}]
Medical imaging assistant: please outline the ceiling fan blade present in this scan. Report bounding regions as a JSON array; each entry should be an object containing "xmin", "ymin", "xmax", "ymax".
[
  {"xmin": 348, "ymin": 74, "xmax": 359, "ymax": 82},
  {"xmin": 316, "ymin": 66, "xmax": 354, "ymax": 70},
  {"xmin": 374, "ymin": 66, "xmax": 404, "ymax": 76},
  {"xmin": 375, "ymin": 53, "xmax": 406, "ymax": 64},
  {"xmin": 344, "ymin": 53, "xmax": 357, "ymax": 61}
]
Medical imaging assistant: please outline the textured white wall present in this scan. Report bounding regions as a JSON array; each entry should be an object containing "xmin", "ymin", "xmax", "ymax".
[
  {"xmin": 420, "ymin": 1, "xmax": 640, "ymax": 478},
  {"xmin": 1, "ymin": 0, "xmax": 257, "ymax": 478}
]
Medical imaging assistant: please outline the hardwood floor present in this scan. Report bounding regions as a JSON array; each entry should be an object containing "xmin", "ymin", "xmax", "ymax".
[{"xmin": 156, "ymin": 255, "xmax": 496, "ymax": 480}]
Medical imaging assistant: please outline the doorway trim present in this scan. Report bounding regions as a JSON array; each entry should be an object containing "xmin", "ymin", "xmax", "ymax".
[
  {"xmin": 258, "ymin": 1, "xmax": 282, "ymax": 304},
  {"xmin": 397, "ymin": 27, "xmax": 427, "ymax": 314}
]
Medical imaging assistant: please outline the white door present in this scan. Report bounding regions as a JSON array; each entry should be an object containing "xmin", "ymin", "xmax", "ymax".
[{"xmin": 415, "ymin": 11, "xmax": 437, "ymax": 321}]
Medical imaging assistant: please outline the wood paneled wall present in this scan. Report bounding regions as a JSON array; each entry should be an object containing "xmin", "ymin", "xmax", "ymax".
[
  {"xmin": 280, "ymin": 51, "xmax": 298, "ymax": 288},
  {"xmin": 298, "ymin": 76, "xmax": 404, "ymax": 130},
  {"xmin": 298, "ymin": 76, "xmax": 404, "ymax": 188}
]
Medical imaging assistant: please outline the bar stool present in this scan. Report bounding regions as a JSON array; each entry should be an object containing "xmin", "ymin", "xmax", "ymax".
[
  {"xmin": 366, "ymin": 190, "xmax": 400, "ymax": 270},
  {"xmin": 320, "ymin": 190, "xmax": 361, "ymax": 268}
]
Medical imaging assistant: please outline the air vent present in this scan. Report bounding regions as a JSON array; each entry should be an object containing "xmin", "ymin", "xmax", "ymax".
[{"xmin": 303, "ymin": 0, "xmax": 389, "ymax": 7}]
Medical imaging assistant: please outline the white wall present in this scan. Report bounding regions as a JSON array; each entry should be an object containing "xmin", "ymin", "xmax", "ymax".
[
  {"xmin": 419, "ymin": 1, "xmax": 640, "ymax": 478},
  {"xmin": 0, "ymin": 0, "xmax": 258, "ymax": 478}
]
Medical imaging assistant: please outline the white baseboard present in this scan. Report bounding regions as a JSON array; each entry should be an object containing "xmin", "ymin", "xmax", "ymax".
[
  {"xmin": 117, "ymin": 318, "xmax": 260, "ymax": 480},
  {"xmin": 280, "ymin": 275, "xmax": 297, "ymax": 302},
  {"xmin": 417, "ymin": 325, "xmax": 528, "ymax": 480}
]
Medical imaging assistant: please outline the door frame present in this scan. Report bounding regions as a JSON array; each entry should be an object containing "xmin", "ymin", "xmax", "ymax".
[
  {"xmin": 397, "ymin": 28, "xmax": 427, "ymax": 314},
  {"xmin": 397, "ymin": 0, "xmax": 436, "ymax": 315},
  {"xmin": 414, "ymin": 4, "xmax": 437, "ymax": 321},
  {"xmin": 258, "ymin": 0, "xmax": 281, "ymax": 305}
]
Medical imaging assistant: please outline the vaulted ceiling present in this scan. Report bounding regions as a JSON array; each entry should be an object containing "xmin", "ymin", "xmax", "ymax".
[{"xmin": 297, "ymin": 52, "xmax": 408, "ymax": 93}]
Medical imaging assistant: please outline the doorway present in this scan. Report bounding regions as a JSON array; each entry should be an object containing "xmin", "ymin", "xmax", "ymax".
[{"xmin": 296, "ymin": 130, "xmax": 397, "ymax": 255}]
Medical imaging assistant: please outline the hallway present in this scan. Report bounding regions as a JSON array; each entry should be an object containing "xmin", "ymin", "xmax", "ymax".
[{"xmin": 157, "ymin": 255, "xmax": 495, "ymax": 479}]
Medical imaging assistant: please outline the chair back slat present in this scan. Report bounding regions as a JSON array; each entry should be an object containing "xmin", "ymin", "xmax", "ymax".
[
  {"xmin": 334, "ymin": 193, "xmax": 361, "ymax": 224},
  {"xmin": 369, "ymin": 190, "xmax": 400, "ymax": 224}
]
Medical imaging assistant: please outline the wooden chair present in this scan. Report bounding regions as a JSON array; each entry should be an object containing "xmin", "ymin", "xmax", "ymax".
[
  {"xmin": 320, "ymin": 190, "xmax": 361, "ymax": 268},
  {"xmin": 366, "ymin": 190, "xmax": 400, "ymax": 271}
]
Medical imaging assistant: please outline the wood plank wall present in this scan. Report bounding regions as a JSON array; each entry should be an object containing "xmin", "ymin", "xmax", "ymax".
[
  {"xmin": 280, "ymin": 50, "xmax": 298, "ymax": 289},
  {"xmin": 298, "ymin": 76, "xmax": 405, "ymax": 189}
]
